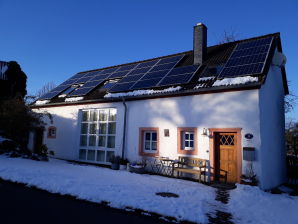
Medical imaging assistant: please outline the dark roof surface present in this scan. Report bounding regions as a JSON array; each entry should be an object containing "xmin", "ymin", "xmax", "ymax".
[{"xmin": 33, "ymin": 32, "xmax": 287, "ymax": 107}]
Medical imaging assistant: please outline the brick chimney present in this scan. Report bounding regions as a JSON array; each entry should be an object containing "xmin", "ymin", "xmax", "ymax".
[{"xmin": 193, "ymin": 23, "xmax": 207, "ymax": 65}]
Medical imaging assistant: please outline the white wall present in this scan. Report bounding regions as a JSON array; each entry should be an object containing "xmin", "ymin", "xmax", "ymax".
[
  {"xmin": 259, "ymin": 65, "xmax": 286, "ymax": 189},
  {"xmin": 34, "ymin": 88, "xmax": 268, "ymax": 185},
  {"xmin": 124, "ymin": 90, "xmax": 261, "ymax": 176},
  {"xmin": 34, "ymin": 102, "xmax": 125, "ymax": 160}
]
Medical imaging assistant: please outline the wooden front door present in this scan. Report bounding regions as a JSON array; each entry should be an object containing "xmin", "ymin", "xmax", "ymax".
[{"xmin": 215, "ymin": 132, "xmax": 238, "ymax": 183}]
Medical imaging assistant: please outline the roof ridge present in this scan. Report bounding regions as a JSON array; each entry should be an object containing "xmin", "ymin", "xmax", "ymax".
[{"xmin": 78, "ymin": 32, "xmax": 280, "ymax": 75}]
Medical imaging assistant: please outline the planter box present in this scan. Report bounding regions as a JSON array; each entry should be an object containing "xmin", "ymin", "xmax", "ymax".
[
  {"xmin": 120, "ymin": 164, "xmax": 127, "ymax": 170},
  {"xmin": 129, "ymin": 165, "xmax": 146, "ymax": 174},
  {"xmin": 111, "ymin": 163, "xmax": 120, "ymax": 170}
]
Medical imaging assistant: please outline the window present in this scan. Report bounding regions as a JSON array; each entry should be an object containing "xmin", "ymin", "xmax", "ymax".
[
  {"xmin": 79, "ymin": 108, "xmax": 117, "ymax": 163},
  {"xmin": 100, "ymin": 79, "xmax": 119, "ymax": 91},
  {"xmin": 177, "ymin": 128, "xmax": 197, "ymax": 155},
  {"xmin": 47, "ymin": 126, "xmax": 56, "ymax": 138},
  {"xmin": 139, "ymin": 128, "xmax": 159, "ymax": 157},
  {"xmin": 58, "ymin": 84, "xmax": 82, "ymax": 97}
]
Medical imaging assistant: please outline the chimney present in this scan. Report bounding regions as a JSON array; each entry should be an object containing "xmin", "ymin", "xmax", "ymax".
[{"xmin": 193, "ymin": 23, "xmax": 207, "ymax": 65}]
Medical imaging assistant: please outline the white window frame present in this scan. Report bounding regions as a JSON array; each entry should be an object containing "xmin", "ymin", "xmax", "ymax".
[
  {"xmin": 143, "ymin": 131, "xmax": 157, "ymax": 153},
  {"xmin": 182, "ymin": 131, "xmax": 194, "ymax": 150},
  {"xmin": 79, "ymin": 108, "xmax": 117, "ymax": 164}
]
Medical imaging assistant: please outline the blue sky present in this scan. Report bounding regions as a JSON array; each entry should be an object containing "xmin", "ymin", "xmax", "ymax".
[{"xmin": 0, "ymin": 0, "xmax": 297, "ymax": 119}]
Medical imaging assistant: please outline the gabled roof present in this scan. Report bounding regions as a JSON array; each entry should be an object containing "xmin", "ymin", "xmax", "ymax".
[{"xmin": 33, "ymin": 32, "xmax": 288, "ymax": 108}]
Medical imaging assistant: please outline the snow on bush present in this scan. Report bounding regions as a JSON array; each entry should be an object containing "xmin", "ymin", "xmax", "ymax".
[
  {"xmin": 228, "ymin": 184, "xmax": 298, "ymax": 224},
  {"xmin": 35, "ymin": 100, "xmax": 50, "ymax": 105},
  {"xmin": 65, "ymin": 97, "xmax": 84, "ymax": 102},
  {"xmin": 213, "ymin": 76, "xmax": 258, "ymax": 87},
  {"xmin": 104, "ymin": 86, "xmax": 182, "ymax": 98}
]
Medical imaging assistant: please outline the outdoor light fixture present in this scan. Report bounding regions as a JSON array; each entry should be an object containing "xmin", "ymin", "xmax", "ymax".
[{"xmin": 202, "ymin": 128, "xmax": 208, "ymax": 136}]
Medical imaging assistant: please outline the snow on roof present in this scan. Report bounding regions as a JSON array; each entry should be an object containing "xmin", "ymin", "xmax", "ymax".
[
  {"xmin": 35, "ymin": 100, "xmax": 50, "ymax": 105},
  {"xmin": 65, "ymin": 97, "xmax": 84, "ymax": 102},
  {"xmin": 104, "ymin": 86, "xmax": 182, "ymax": 98},
  {"xmin": 212, "ymin": 76, "xmax": 259, "ymax": 87}
]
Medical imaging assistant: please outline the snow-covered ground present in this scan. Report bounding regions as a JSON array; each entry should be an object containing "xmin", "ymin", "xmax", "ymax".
[
  {"xmin": 0, "ymin": 156, "xmax": 214, "ymax": 223},
  {"xmin": 0, "ymin": 155, "xmax": 297, "ymax": 224},
  {"xmin": 229, "ymin": 184, "xmax": 298, "ymax": 224}
]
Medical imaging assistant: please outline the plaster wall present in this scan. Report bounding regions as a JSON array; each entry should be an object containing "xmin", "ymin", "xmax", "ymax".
[{"xmin": 259, "ymin": 65, "xmax": 286, "ymax": 189}]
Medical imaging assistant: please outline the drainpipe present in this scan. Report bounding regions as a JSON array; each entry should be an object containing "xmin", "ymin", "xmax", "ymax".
[{"xmin": 121, "ymin": 97, "xmax": 127, "ymax": 159}]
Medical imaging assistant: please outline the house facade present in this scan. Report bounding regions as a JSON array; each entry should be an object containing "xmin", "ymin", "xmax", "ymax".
[{"xmin": 30, "ymin": 24, "xmax": 288, "ymax": 190}]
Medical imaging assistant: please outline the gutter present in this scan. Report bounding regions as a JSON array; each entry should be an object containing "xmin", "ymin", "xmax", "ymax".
[{"xmin": 121, "ymin": 98, "xmax": 127, "ymax": 159}]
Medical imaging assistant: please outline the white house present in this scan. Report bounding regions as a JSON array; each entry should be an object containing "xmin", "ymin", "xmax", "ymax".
[{"xmin": 31, "ymin": 24, "xmax": 288, "ymax": 190}]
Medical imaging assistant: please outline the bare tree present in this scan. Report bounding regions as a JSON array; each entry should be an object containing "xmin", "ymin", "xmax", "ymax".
[
  {"xmin": 35, "ymin": 82, "xmax": 56, "ymax": 98},
  {"xmin": 217, "ymin": 29, "xmax": 239, "ymax": 44}
]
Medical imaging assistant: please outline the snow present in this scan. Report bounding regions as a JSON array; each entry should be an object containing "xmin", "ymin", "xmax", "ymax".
[
  {"xmin": 0, "ymin": 156, "xmax": 214, "ymax": 223},
  {"xmin": 198, "ymin": 77, "xmax": 214, "ymax": 81},
  {"xmin": 104, "ymin": 86, "xmax": 182, "ymax": 98},
  {"xmin": 35, "ymin": 100, "xmax": 50, "ymax": 105},
  {"xmin": 65, "ymin": 97, "xmax": 84, "ymax": 102},
  {"xmin": 212, "ymin": 76, "xmax": 259, "ymax": 87},
  {"xmin": 228, "ymin": 184, "xmax": 298, "ymax": 224}
]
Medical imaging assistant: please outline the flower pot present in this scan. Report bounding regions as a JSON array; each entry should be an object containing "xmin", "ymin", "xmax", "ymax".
[
  {"xmin": 111, "ymin": 163, "xmax": 120, "ymax": 170},
  {"xmin": 120, "ymin": 164, "xmax": 127, "ymax": 170}
]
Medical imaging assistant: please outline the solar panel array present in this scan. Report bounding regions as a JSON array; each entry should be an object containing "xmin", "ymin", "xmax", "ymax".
[
  {"xmin": 218, "ymin": 37, "xmax": 273, "ymax": 78},
  {"xmin": 38, "ymin": 53, "xmax": 202, "ymax": 99}
]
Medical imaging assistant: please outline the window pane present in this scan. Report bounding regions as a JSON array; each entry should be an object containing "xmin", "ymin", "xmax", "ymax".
[
  {"xmin": 96, "ymin": 150, "xmax": 105, "ymax": 162},
  {"xmin": 185, "ymin": 141, "xmax": 189, "ymax": 147},
  {"xmin": 108, "ymin": 122, "xmax": 116, "ymax": 134},
  {"xmin": 190, "ymin": 133, "xmax": 194, "ymax": 140},
  {"xmin": 107, "ymin": 136, "xmax": 115, "ymax": 148},
  {"xmin": 80, "ymin": 135, "xmax": 87, "ymax": 146},
  {"xmin": 89, "ymin": 135, "xmax": 96, "ymax": 146},
  {"xmin": 79, "ymin": 149, "xmax": 86, "ymax": 160},
  {"xmin": 109, "ymin": 109, "xmax": 117, "ymax": 121},
  {"xmin": 90, "ymin": 111, "xmax": 98, "ymax": 121},
  {"xmin": 89, "ymin": 124, "xmax": 97, "ymax": 134},
  {"xmin": 190, "ymin": 141, "xmax": 194, "ymax": 148},
  {"xmin": 106, "ymin": 151, "xmax": 115, "ymax": 162},
  {"xmin": 145, "ymin": 132, "xmax": 151, "ymax": 140},
  {"xmin": 99, "ymin": 110, "xmax": 108, "ymax": 121},
  {"xmin": 185, "ymin": 133, "xmax": 189, "ymax": 140},
  {"xmin": 151, "ymin": 132, "xmax": 157, "ymax": 141},
  {"xmin": 145, "ymin": 141, "xmax": 151, "ymax": 150},
  {"xmin": 82, "ymin": 111, "xmax": 88, "ymax": 121},
  {"xmin": 99, "ymin": 123, "xmax": 107, "ymax": 134},
  {"xmin": 151, "ymin": 142, "xmax": 157, "ymax": 151},
  {"xmin": 98, "ymin": 136, "xmax": 106, "ymax": 147},
  {"xmin": 81, "ymin": 123, "xmax": 88, "ymax": 134},
  {"xmin": 87, "ymin": 150, "xmax": 96, "ymax": 161}
]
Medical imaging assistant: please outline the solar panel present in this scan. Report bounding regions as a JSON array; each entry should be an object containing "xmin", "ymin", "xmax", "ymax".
[
  {"xmin": 117, "ymin": 74, "xmax": 144, "ymax": 83},
  {"xmin": 219, "ymin": 37, "xmax": 273, "ymax": 78},
  {"xmin": 109, "ymin": 55, "xmax": 185, "ymax": 92},
  {"xmin": 109, "ymin": 82, "xmax": 135, "ymax": 92},
  {"xmin": 130, "ymin": 78, "xmax": 161, "ymax": 89},
  {"xmin": 158, "ymin": 55, "xmax": 184, "ymax": 65},
  {"xmin": 140, "ymin": 70, "xmax": 168, "ymax": 80},
  {"xmin": 107, "ymin": 70, "xmax": 131, "ymax": 79},
  {"xmin": 158, "ymin": 73, "xmax": 194, "ymax": 86},
  {"xmin": 150, "ymin": 62, "xmax": 177, "ymax": 72},
  {"xmin": 68, "ymin": 79, "xmax": 106, "ymax": 96},
  {"xmin": 116, "ymin": 64, "xmax": 138, "ymax": 72},
  {"xmin": 135, "ymin": 60, "xmax": 159, "ymax": 69},
  {"xmin": 127, "ymin": 67, "xmax": 152, "ymax": 76}
]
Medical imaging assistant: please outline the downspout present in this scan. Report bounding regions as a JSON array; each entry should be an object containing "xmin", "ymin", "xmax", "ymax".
[{"xmin": 121, "ymin": 97, "xmax": 127, "ymax": 159}]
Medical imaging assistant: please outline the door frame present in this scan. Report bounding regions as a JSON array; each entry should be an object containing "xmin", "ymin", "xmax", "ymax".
[{"xmin": 209, "ymin": 128, "xmax": 242, "ymax": 183}]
